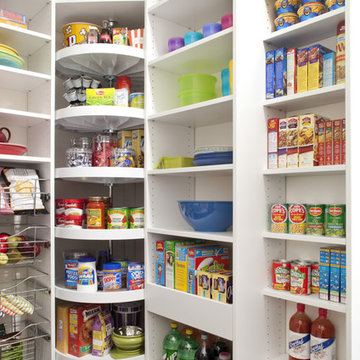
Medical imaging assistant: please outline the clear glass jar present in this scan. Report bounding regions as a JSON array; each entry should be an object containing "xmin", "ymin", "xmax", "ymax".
[
  {"xmin": 66, "ymin": 147, "xmax": 93, "ymax": 167},
  {"xmin": 110, "ymin": 148, "xmax": 136, "ymax": 167},
  {"xmin": 93, "ymin": 134, "xmax": 115, "ymax": 167}
]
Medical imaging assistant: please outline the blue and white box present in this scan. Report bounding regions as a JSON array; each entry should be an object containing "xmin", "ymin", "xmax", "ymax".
[
  {"xmin": 323, "ymin": 52, "xmax": 335, "ymax": 87},
  {"xmin": 275, "ymin": 48, "xmax": 287, "ymax": 97},
  {"xmin": 266, "ymin": 51, "xmax": 275, "ymax": 99},
  {"xmin": 340, "ymin": 249, "xmax": 346, "ymax": 304},
  {"xmin": 330, "ymin": 248, "xmax": 341, "ymax": 302},
  {"xmin": 319, "ymin": 247, "xmax": 330, "ymax": 300}
]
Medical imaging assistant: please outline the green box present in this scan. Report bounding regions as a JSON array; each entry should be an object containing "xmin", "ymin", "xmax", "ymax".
[{"xmin": 86, "ymin": 88, "xmax": 115, "ymax": 105}]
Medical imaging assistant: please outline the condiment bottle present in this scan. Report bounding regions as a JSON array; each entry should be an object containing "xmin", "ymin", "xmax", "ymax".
[
  {"xmin": 87, "ymin": 197, "xmax": 105, "ymax": 229},
  {"xmin": 289, "ymin": 303, "xmax": 311, "ymax": 360},
  {"xmin": 310, "ymin": 308, "xmax": 335, "ymax": 359},
  {"xmin": 99, "ymin": 20, "xmax": 112, "ymax": 43}
]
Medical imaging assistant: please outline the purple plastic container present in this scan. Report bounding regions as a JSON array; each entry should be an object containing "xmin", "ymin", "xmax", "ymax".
[
  {"xmin": 203, "ymin": 23, "xmax": 222, "ymax": 37},
  {"xmin": 221, "ymin": 13, "xmax": 233, "ymax": 29},
  {"xmin": 168, "ymin": 37, "xmax": 184, "ymax": 52}
]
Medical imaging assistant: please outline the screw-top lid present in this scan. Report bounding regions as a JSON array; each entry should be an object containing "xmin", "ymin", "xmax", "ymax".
[
  {"xmin": 319, "ymin": 308, "xmax": 327, "ymax": 318},
  {"xmin": 99, "ymin": 250, "xmax": 108, "ymax": 257},
  {"xmin": 78, "ymin": 256, "xmax": 96, "ymax": 263},
  {"xmin": 170, "ymin": 322, "xmax": 178, "ymax": 329},
  {"xmin": 88, "ymin": 196, "xmax": 103, "ymax": 202},
  {"xmin": 297, "ymin": 303, "xmax": 305, "ymax": 313},
  {"xmin": 103, "ymin": 262, "xmax": 121, "ymax": 270},
  {"xmin": 201, "ymin": 333, "xmax": 209, "ymax": 340},
  {"xmin": 185, "ymin": 329, "xmax": 193, "ymax": 335},
  {"xmin": 219, "ymin": 352, "xmax": 231, "ymax": 360}
]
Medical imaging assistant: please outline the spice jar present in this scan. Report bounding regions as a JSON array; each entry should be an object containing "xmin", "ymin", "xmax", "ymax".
[
  {"xmin": 87, "ymin": 197, "xmax": 105, "ymax": 229},
  {"xmin": 93, "ymin": 134, "xmax": 115, "ymax": 167}
]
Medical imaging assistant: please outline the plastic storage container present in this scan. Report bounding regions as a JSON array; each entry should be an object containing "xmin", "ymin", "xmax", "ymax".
[
  {"xmin": 221, "ymin": 13, "xmax": 233, "ymax": 29},
  {"xmin": 110, "ymin": 148, "xmax": 136, "ymax": 167},
  {"xmin": 77, "ymin": 256, "xmax": 97, "ymax": 292},
  {"xmin": 112, "ymin": 301, "xmax": 144, "ymax": 329},
  {"xmin": 178, "ymin": 73, "xmax": 217, "ymax": 92},
  {"xmin": 203, "ymin": 23, "xmax": 222, "ymax": 37},
  {"xmin": 168, "ymin": 37, "xmax": 185, "ymax": 52},
  {"xmin": 179, "ymin": 89, "xmax": 216, "ymax": 106},
  {"xmin": 154, "ymin": 156, "xmax": 194, "ymax": 169},
  {"xmin": 184, "ymin": 31, "xmax": 203, "ymax": 45},
  {"xmin": 221, "ymin": 68, "xmax": 231, "ymax": 96}
]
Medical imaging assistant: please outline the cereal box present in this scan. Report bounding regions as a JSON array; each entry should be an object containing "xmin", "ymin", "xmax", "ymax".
[
  {"xmin": 323, "ymin": 52, "xmax": 335, "ymax": 87},
  {"xmin": 342, "ymin": 119, "xmax": 346, "ymax": 164},
  {"xmin": 298, "ymin": 114, "xmax": 320, "ymax": 167},
  {"xmin": 325, "ymin": 120, "xmax": 333, "ymax": 165},
  {"xmin": 117, "ymin": 130, "xmax": 132, "ymax": 148},
  {"xmin": 319, "ymin": 247, "xmax": 330, "ymax": 300},
  {"xmin": 187, "ymin": 246, "xmax": 230, "ymax": 295},
  {"xmin": 132, "ymin": 129, "xmax": 144, "ymax": 168},
  {"xmin": 275, "ymin": 48, "xmax": 287, "ymax": 97},
  {"xmin": 308, "ymin": 45, "xmax": 332, "ymax": 91},
  {"xmin": 127, "ymin": 262, "xmax": 144, "ymax": 290},
  {"xmin": 0, "ymin": 8, "xmax": 27, "ymax": 29},
  {"xmin": 113, "ymin": 28, "xmax": 128, "ymax": 45},
  {"xmin": 212, "ymin": 270, "xmax": 233, "ymax": 304},
  {"xmin": 317, "ymin": 119, "xmax": 326, "ymax": 166},
  {"xmin": 333, "ymin": 119, "xmax": 342, "ymax": 165},
  {"xmin": 86, "ymin": 88, "xmax": 115, "ymax": 106},
  {"xmin": 287, "ymin": 147, "xmax": 298, "ymax": 168},
  {"xmin": 340, "ymin": 249, "xmax": 346, "ymax": 304},
  {"xmin": 268, "ymin": 118, "xmax": 279, "ymax": 169},
  {"xmin": 330, "ymin": 248, "xmax": 341, "ymax": 302},
  {"xmin": 197, "ymin": 269, "xmax": 221, "ymax": 299},
  {"xmin": 297, "ymin": 48, "xmax": 308, "ymax": 93},
  {"xmin": 165, "ymin": 240, "xmax": 184, "ymax": 289},
  {"xmin": 287, "ymin": 48, "xmax": 297, "ymax": 95},
  {"xmin": 69, "ymin": 304, "xmax": 102, "ymax": 357},
  {"xmin": 156, "ymin": 241, "xmax": 165, "ymax": 286},
  {"xmin": 266, "ymin": 51, "xmax": 275, "ymax": 99}
]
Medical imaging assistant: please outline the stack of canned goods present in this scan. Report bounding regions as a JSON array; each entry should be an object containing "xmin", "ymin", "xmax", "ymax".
[
  {"xmin": 63, "ymin": 75, "xmax": 101, "ymax": 106},
  {"xmin": 270, "ymin": 203, "xmax": 345, "ymax": 237},
  {"xmin": 273, "ymin": 259, "xmax": 319, "ymax": 295},
  {"xmin": 107, "ymin": 207, "xmax": 144, "ymax": 229}
]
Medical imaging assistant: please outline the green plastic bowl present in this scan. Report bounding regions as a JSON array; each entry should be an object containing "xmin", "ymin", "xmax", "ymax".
[
  {"xmin": 112, "ymin": 332, "xmax": 145, "ymax": 351},
  {"xmin": 179, "ymin": 89, "xmax": 216, "ymax": 107},
  {"xmin": 178, "ymin": 73, "xmax": 217, "ymax": 92}
]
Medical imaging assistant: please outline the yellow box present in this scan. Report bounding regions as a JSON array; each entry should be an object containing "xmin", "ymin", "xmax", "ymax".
[
  {"xmin": 308, "ymin": 45, "xmax": 332, "ymax": 91},
  {"xmin": 212, "ymin": 270, "xmax": 232, "ymax": 303},
  {"xmin": 117, "ymin": 130, "xmax": 132, "ymax": 148},
  {"xmin": 297, "ymin": 48, "xmax": 308, "ymax": 93},
  {"xmin": 86, "ymin": 88, "xmax": 115, "ymax": 105},
  {"xmin": 197, "ymin": 269, "xmax": 221, "ymax": 299},
  {"xmin": 132, "ymin": 129, "xmax": 144, "ymax": 168},
  {"xmin": 0, "ymin": 18, "xmax": 27, "ymax": 29}
]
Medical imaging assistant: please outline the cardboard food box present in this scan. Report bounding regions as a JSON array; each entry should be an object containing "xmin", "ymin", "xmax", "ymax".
[
  {"xmin": 325, "ymin": 120, "xmax": 333, "ymax": 165},
  {"xmin": 317, "ymin": 119, "xmax": 326, "ymax": 166},
  {"xmin": 286, "ymin": 116, "xmax": 299, "ymax": 148},
  {"xmin": 86, "ymin": 88, "xmax": 115, "ymax": 106},
  {"xmin": 117, "ymin": 130, "xmax": 132, "ymax": 148},
  {"xmin": 287, "ymin": 48, "xmax": 297, "ymax": 95},
  {"xmin": 278, "ymin": 148, "xmax": 287, "ymax": 169},
  {"xmin": 113, "ymin": 28, "xmax": 128, "ymax": 45},
  {"xmin": 275, "ymin": 48, "xmax": 287, "ymax": 97},
  {"xmin": 266, "ymin": 51, "xmax": 275, "ymax": 99},
  {"xmin": 56, "ymin": 304, "xmax": 70, "ymax": 354},
  {"xmin": 132, "ymin": 129, "xmax": 144, "ymax": 168},
  {"xmin": 333, "ymin": 119, "xmax": 343, "ymax": 165},
  {"xmin": 297, "ymin": 48, "xmax": 308, "ymax": 93},
  {"xmin": 127, "ymin": 262, "xmax": 144, "ymax": 290},
  {"xmin": 197, "ymin": 269, "xmax": 221, "ymax": 299},
  {"xmin": 330, "ymin": 248, "xmax": 341, "ymax": 302},
  {"xmin": 323, "ymin": 52, "xmax": 335, "ymax": 87},
  {"xmin": 212, "ymin": 270, "xmax": 233, "ymax": 304},
  {"xmin": 319, "ymin": 247, "xmax": 330, "ymax": 300},
  {"xmin": 268, "ymin": 118, "xmax": 279, "ymax": 169},
  {"xmin": 342, "ymin": 119, "xmax": 346, "ymax": 164},
  {"xmin": 68, "ymin": 304, "xmax": 102, "ymax": 357},
  {"xmin": 340, "ymin": 249, "xmax": 346, "ymax": 304},
  {"xmin": 165, "ymin": 240, "xmax": 183, "ymax": 289},
  {"xmin": 308, "ymin": 44, "xmax": 332, "ymax": 91},
  {"xmin": 0, "ymin": 8, "xmax": 27, "ymax": 29},
  {"xmin": 298, "ymin": 114, "xmax": 320, "ymax": 167},
  {"xmin": 278, "ymin": 118, "xmax": 287, "ymax": 169},
  {"xmin": 287, "ymin": 147, "xmax": 298, "ymax": 168},
  {"xmin": 156, "ymin": 241, "xmax": 166, "ymax": 286}
]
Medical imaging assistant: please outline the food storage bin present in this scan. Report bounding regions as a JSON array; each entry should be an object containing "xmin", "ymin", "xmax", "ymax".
[
  {"xmin": 184, "ymin": 32, "xmax": 203, "ymax": 45},
  {"xmin": 154, "ymin": 156, "xmax": 194, "ymax": 169},
  {"xmin": 178, "ymin": 73, "xmax": 217, "ymax": 92},
  {"xmin": 178, "ymin": 89, "xmax": 216, "ymax": 106}
]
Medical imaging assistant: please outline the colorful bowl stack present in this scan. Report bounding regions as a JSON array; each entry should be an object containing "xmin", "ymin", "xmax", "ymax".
[
  {"xmin": 274, "ymin": 0, "xmax": 300, "ymax": 31},
  {"xmin": 297, "ymin": 1, "xmax": 327, "ymax": 22},
  {"xmin": 325, "ymin": 0, "xmax": 345, "ymax": 11}
]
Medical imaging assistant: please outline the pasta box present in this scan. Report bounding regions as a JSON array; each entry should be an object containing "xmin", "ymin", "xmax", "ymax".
[
  {"xmin": 342, "ymin": 119, "xmax": 346, "ymax": 164},
  {"xmin": 278, "ymin": 118, "xmax": 287, "ymax": 169},
  {"xmin": 275, "ymin": 48, "xmax": 287, "ymax": 97},
  {"xmin": 266, "ymin": 51, "xmax": 275, "ymax": 99},
  {"xmin": 317, "ymin": 118, "xmax": 326, "ymax": 166},
  {"xmin": 325, "ymin": 120, "xmax": 333, "ymax": 165},
  {"xmin": 287, "ymin": 48, "xmax": 297, "ymax": 95},
  {"xmin": 333, "ymin": 119, "xmax": 343, "ymax": 165}
]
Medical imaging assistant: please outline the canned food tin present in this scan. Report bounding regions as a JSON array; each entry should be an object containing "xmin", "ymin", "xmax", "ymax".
[
  {"xmin": 290, "ymin": 261, "xmax": 311, "ymax": 295},
  {"xmin": 64, "ymin": 251, "xmax": 88, "ymax": 289},
  {"xmin": 56, "ymin": 215, "xmax": 66, "ymax": 227},
  {"xmin": 65, "ymin": 215, "xmax": 85, "ymax": 228},
  {"xmin": 311, "ymin": 262, "xmax": 320, "ymax": 293},
  {"xmin": 55, "ymin": 199, "xmax": 65, "ymax": 215},
  {"xmin": 270, "ymin": 204, "xmax": 288, "ymax": 233},
  {"xmin": 306, "ymin": 204, "xmax": 325, "ymax": 235},
  {"xmin": 129, "ymin": 207, "xmax": 144, "ymax": 229},
  {"xmin": 107, "ymin": 208, "xmax": 129, "ymax": 229},
  {"xmin": 325, "ymin": 204, "xmax": 345, "ymax": 237},
  {"xmin": 64, "ymin": 199, "xmax": 85, "ymax": 216},
  {"xmin": 272, "ymin": 259, "xmax": 291, "ymax": 290},
  {"xmin": 288, "ymin": 204, "xmax": 306, "ymax": 234},
  {"xmin": 130, "ymin": 92, "xmax": 144, "ymax": 108}
]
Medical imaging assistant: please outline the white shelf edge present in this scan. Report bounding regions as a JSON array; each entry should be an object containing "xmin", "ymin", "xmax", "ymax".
[
  {"xmin": 0, "ymin": 65, "xmax": 51, "ymax": 80},
  {"xmin": 147, "ymin": 227, "xmax": 233, "ymax": 243},
  {"xmin": 0, "ymin": 22, "xmax": 51, "ymax": 41},
  {"xmin": 55, "ymin": 349, "xmax": 145, "ymax": 360},
  {"xmin": 0, "ymin": 108, "xmax": 50, "ymax": 120},
  {"xmin": 148, "ymin": 95, "xmax": 233, "ymax": 121},
  {"xmin": 263, "ymin": 287, "xmax": 346, "ymax": 313},
  {"xmin": 262, "ymin": 231, "xmax": 346, "ymax": 245},
  {"xmin": 55, "ymin": 284, "xmax": 144, "ymax": 303},
  {"xmin": 55, "ymin": 228, "xmax": 144, "ymax": 240},
  {"xmin": 148, "ymin": 27, "xmax": 233, "ymax": 67},
  {"xmin": 263, "ymin": 165, "xmax": 346, "ymax": 176},
  {"xmin": 56, "ymin": 0, "xmax": 144, "ymax": 3},
  {"xmin": 0, "ymin": 155, "xmax": 51, "ymax": 164},
  {"xmin": 148, "ymin": 164, "xmax": 233, "ymax": 176}
]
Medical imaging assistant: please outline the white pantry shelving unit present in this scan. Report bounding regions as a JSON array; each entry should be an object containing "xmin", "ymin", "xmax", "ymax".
[
  {"xmin": 55, "ymin": 228, "xmax": 144, "ymax": 241},
  {"xmin": 55, "ymin": 349, "xmax": 145, "ymax": 360}
]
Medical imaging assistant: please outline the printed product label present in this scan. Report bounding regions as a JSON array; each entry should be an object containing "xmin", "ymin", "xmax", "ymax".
[
  {"xmin": 65, "ymin": 259, "xmax": 78, "ymax": 288},
  {"xmin": 78, "ymin": 266, "xmax": 96, "ymax": 286},
  {"xmin": 87, "ymin": 209, "xmax": 102, "ymax": 228},
  {"xmin": 163, "ymin": 350, "xmax": 177, "ymax": 360},
  {"xmin": 289, "ymin": 330, "xmax": 310, "ymax": 359},
  {"xmin": 103, "ymin": 271, "xmax": 121, "ymax": 290},
  {"xmin": 310, "ymin": 336, "xmax": 336, "ymax": 360}
]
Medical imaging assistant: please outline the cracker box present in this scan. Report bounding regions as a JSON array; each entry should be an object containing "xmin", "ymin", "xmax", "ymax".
[
  {"xmin": 266, "ymin": 51, "xmax": 275, "ymax": 99},
  {"xmin": 317, "ymin": 119, "xmax": 326, "ymax": 166},
  {"xmin": 287, "ymin": 147, "xmax": 298, "ymax": 168},
  {"xmin": 330, "ymin": 248, "xmax": 341, "ymax": 302},
  {"xmin": 287, "ymin": 48, "xmax": 297, "ymax": 95},
  {"xmin": 275, "ymin": 48, "xmax": 287, "ymax": 97},
  {"xmin": 297, "ymin": 48, "xmax": 308, "ymax": 93},
  {"xmin": 117, "ymin": 130, "xmax": 132, "ymax": 148},
  {"xmin": 278, "ymin": 118, "xmax": 287, "ymax": 149},
  {"xmin": 323, "ymin": 52, "xmax": 335, "ymax": 87},
  {"xmin": 287, "ymin": 116, "xmax": 299, "ymax": 148},
  {"xmin": 132, "ymin": 129, "xmax": 144, "ymax": 168},
  {"xmin": 212, "ymin": 270, "xmax": 233, "ymax": 304},
  {"xmin": 342, "ymin": 119, "xmax": 346, "ymax": 164},
  {"xmin": 308, "ymin": 44, "xmax": 332, "ymax": 91},
  {"xmin": 268, "ymin": 118, "xmax": 279, "ymax": 169},
  {"xmin": 187, "ymin": 246, "xmax": 230, "ymax": 294},
  {"xmin": 278, "ymin": 148, "xmax": 287, "ymax": 168},
  {"xmin": 298, "ymin": 114, "xmax": 320, "ymax": 167},
  {"xmin": 325, "ymin": 120, "xmax": 333, "ymax": 165},
  {"xmin": 197, "ymin": 269, "xmax": 221, "ymax": 299},
  {"xmin": 0, "ymin": 8, "xmax": 27, "ymax": 29},
  {"xmin": 319, "ymin": 247, "xmax": 330, "ymax": 300},
  {"xmin": 333, "ymin": 119, "xmax": 343, "ymax": 165},
  {"xmin": 340, "ymin": 249, "xmax": 346, "ymax": 304},
  {"xmin": 127, "ymin": 262, "xmax": 144, "ymax": 290},
  {"xmin": 86, "ymin": 88, "xmax": 115, "ymax": 106},
  {"xmin": 68, "ymin": 304, "xmax": 102, "ymax": 357},
  {"xmin": 156, "ymin": 241, "xmax": 166, "ymax": 286}
]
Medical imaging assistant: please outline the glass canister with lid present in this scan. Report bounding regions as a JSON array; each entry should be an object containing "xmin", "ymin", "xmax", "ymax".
[
  {"xmin": 66, "ymin": 137, "xmax": 93, "ymax": 167},
  {"xmin": 93, "ymin": 134, "xmax": 115, "ymax": 167}
]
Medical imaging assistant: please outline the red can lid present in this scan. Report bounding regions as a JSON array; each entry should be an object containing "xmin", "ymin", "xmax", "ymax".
[
  {"xmin": 297, "ymin": 303, "xmax": 305, "ymax": 313},
  {"xmin": 319, "ymin": 308, "xmax": 327, "ymax": 317},
  {"xmin": 116, "ymin": 76, "xmax": 131, "ymax": 90}
]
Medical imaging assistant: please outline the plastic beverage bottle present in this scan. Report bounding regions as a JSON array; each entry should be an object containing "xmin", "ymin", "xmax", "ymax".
[
  {"xmin": 289, "ymin": 303, "xmax": 311, "ymax": 360},
  {"xmin": 99, "ymin": 20, "xmax": 112, "ymax": 43},
  {"xmin": 96, "ymin": 250, "xmax": 108, "ymax": 291},
  {"xmin": 195, "ymin": 334, "xmax": 213, "ymax": 360},
  {"xmin": 162, "ymin": 322, "xmax": 183, "ymax": 360},
  {"xmin": 209, "ymin": 337, "xmax": 229, "ymax": 360},
  {"xmin": 310, "ymin": 308, "xmax": 336, "ymax": 360},
  {"xmin": 219, "ymin": 353, "xmax": 231, "ymax": 360},
  {"xmin": 178, "ymin": 329, "xmax": 199, "ymax": 360}
]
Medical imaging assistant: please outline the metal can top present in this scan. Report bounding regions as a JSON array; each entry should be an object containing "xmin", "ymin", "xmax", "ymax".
[{"xmin": 273, "ymin": 259, "xmax": 291, "ymax": 263}]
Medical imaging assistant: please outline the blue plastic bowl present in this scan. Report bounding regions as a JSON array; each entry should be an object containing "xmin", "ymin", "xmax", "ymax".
[
  {"xmin": 203, "ymin": 23, "xmax": 222, "ymax": 37},
  {"xmin": 178, "ymin": 201, "xmax": 233, "ymax": 232},
  {"xmin": 184, "ymin": 32, "xmax": 203, "ymax": 45}
]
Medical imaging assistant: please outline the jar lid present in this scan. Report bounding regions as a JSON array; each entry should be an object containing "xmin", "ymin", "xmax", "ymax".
[
  {"xmin": 102, "ymin": 197, "xmax": 111, "ymax": 201},
  {"xmin": 103, "ymin": 262, "xmax": 122, "ymax": 270},
  {"xmin": 88, "ymin": 196, "xmax": 103, "ymax": 202},
  {"xmin": 78, "ymin": 256, "xmax": 96, "ymax": 263}
]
